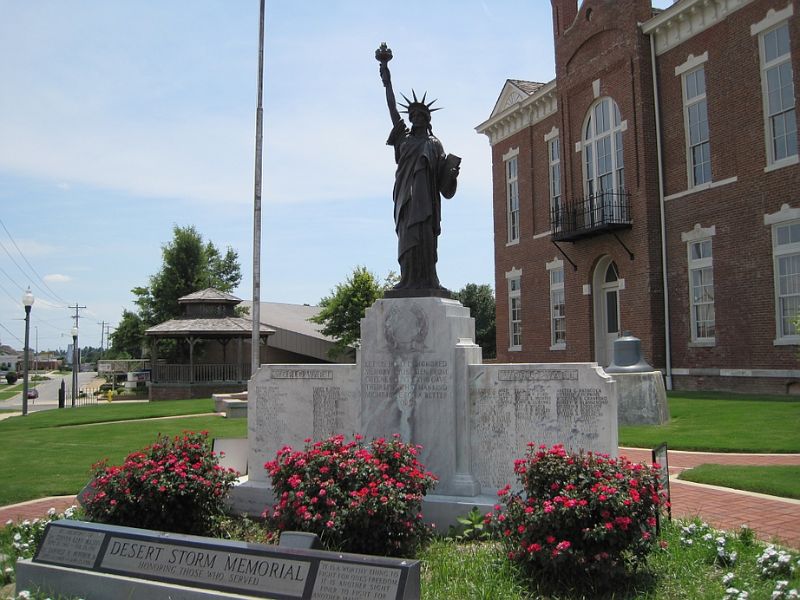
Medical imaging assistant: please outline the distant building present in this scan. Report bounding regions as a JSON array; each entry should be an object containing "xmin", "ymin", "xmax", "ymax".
[
  {"xmin": 476, "ymin": 0, "xmax": 798, "ymax": 393},
  {"xmin": 0, "ymin": 344, "xmax": 19, "ymax": 371},
  {"xmin": 144, "ymin": 289, "xmax": 350, "ymax": 400}
]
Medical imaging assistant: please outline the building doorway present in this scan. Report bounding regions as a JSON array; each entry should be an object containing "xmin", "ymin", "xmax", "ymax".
[{"xmin": 593, "ymin": 257, "xmax": 621, "ymax": 366}]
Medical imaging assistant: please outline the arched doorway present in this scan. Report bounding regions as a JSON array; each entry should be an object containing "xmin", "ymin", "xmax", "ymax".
[{"xmin": 593, "ymin": 257, "xmax": 621, "ymax": 366}]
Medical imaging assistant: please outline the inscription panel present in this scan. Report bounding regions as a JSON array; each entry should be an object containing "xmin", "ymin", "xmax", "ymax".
[
  {"xmin": 312, "ymin": 561, "xmax": 401, "ymax": 600},
  {"xmin": 249, "ymin": 365, "xmax": 360, "ymax": 484},
  {"xmin": 469, "ymin": 364, "xmax": 617, "ymax": 493},
  {"xmin": 37, "ymin": 526, "xmax": 104, "ymax": 569},
  {"xmin": 100, "ymin": 536, "xmax": 309, "ymax": 597},
  {"xmin": 362, "ymin": 358, "xmax": 450, "ymax": 442}
]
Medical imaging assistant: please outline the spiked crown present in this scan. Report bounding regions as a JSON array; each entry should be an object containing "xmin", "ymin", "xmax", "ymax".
[{"xmin": 399, "ymin": 90, "xmax": 441, "ymax": 118}]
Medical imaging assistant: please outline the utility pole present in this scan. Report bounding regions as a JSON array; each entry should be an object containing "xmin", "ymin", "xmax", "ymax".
[
  {"xmin": 98, "ymin": 320, "xmax": 106, "ymax": 361},
  {"xmin": 251, "ymin": 0, "xmax": 266, "ymax": 377},
  {"xmin": 68, "ymin": 303, "xmax": 86, "ymax": 374},
  {"xmin": 105, "ymin": 323, "xmax": 112, "ymax": 353}
]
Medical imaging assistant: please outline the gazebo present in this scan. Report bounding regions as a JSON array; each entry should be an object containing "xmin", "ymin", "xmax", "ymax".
[{"xmin": 145, "ymin": 288, "xmax": 275, "ymax": 400}]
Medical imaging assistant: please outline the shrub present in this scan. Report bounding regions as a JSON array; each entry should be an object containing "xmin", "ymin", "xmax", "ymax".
[
  {"xmin": 5, "ymin": 371, "xmax": 18, "ymax": 384},
  {"xmin": 265, "ymin": 434, "xmax": 437, "ymax": 557},
  {"xmin": 486, "ymin": 443, "xmax": 664, "ymax": 590},
  {"xmin": 84, "ymin": 431, "xmax": 239, "ymax": 535}
]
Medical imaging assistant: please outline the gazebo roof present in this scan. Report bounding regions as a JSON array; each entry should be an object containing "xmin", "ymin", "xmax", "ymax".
[
  {"xmin": 178, "ymin": 288, "xmax": 241, "ymax": 305},
  {"xmin": 145, "ymin": 317, "xmax": 275, "ymax": 338}
]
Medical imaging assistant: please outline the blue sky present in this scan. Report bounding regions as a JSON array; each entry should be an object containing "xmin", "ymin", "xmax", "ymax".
[{"xmin": 0, "ymin": 0, "xmax": 671, "ymax": 351}]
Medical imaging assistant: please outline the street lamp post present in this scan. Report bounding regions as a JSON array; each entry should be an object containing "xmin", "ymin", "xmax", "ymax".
[
  {"xmin": 21, "ymin": 288, "xmax": 34, "ymax": 416},
  {"xmin": 71, "ymin": 326, "xmax": 79, "ymax": 407}
]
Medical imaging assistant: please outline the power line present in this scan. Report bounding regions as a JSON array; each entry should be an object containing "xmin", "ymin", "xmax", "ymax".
[
  {"xmin": 0, "ymin": 263, "xmax": 26, "ymax": 293},
  {"xmin": 0, "ymin": 217, "xmax": 68, "ymax": 306},
  {"xmin": 0, "ymin": 277, "xmax": 23, "ymax": 305},
  {"xmin": 0, "ymin": 322, "xmax": 23, "ymax": 345}
]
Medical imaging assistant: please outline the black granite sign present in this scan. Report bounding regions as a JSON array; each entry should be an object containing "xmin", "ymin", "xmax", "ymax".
[{"xmin": 34, "ymin": 520, "xmax": 420, "ymax": 600}]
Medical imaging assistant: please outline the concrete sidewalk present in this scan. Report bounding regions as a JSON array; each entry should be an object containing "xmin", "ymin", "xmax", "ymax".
[{"xmin": 2, "ymin": 448, "xmax": 799, "ymax": 549}]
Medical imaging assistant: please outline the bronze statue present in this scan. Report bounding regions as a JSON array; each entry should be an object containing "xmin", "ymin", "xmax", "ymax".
[{"xmin": 376, "ymin": 43, "xmax": 460, "ymax": 297}]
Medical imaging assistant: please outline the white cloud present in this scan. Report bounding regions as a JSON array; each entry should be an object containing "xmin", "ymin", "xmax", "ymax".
[{"xmin": 43, "ymin": 274, "xmax": 71, "ymax": 283}]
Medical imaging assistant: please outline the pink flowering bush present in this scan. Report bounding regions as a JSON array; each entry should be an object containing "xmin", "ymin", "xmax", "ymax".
[
  {"xmin": 265, "ymin": 434, "xmax": 437, "ymax": 557},
  {"xmin": 84, "ymin": 431, "xmax": 239, "ymax": 535},
  {"xmin": 486, "ymin": 443, "xmax": 664, "ymax": 588}
]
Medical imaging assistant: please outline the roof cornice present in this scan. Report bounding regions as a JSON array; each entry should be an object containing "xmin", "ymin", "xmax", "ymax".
[
  {"xmin": 641, "ymin": 0, "xmax": 755, "ymax": 55},
  {"xmin": 476, "ymin": 80, "xmax": 558, "ymax": 146}
]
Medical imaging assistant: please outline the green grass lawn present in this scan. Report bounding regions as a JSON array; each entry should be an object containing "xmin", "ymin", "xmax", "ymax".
[
  {"xmin": 679, "ymin": 464, "xmax": 800, "ymax": 500},
  {"xmin": 619, "ymin": 392, "xmax": 800, "ymax": 453},
  {"xmin": 419, "ymin": 519, "xmax": 800, "ymax": 599},
  {"xmin": 0, "ymin": 384, "xmax": 22, "ymax": 401},
  {"xmin": 0, "ymin": 400, "xmax": 246, "ymax": 506},
  {"xmin": 0, "ymin": 398, "xmax": 216, "ymax": 431}
]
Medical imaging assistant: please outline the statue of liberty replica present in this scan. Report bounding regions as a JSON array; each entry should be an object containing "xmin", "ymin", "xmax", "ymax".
[{"xmin": 376, "ymin": 43, "xmax": 461, "ymax": 297}]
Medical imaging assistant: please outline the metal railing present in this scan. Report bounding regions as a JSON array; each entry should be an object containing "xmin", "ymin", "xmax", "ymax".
[
  {"xmin": 73, "ymin": 385, "xmax": 149, "ymax": 406},
  {"xmin": 152, "ymin": 363, "xmax": 251, "ymax": 384},
  {"xmin": 551, "ymin": 189, "xmax": 632, "ymax": 241}
]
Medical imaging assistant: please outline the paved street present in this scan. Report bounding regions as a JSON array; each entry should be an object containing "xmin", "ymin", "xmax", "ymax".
[{"xmin": 0, "ymin": 371, "xmax": 100, "ymax": 414}]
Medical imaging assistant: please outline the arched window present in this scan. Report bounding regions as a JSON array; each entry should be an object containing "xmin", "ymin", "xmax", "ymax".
[{"xmin": 583, "ymin": 98, "xmax": 625, "ymax": 198}]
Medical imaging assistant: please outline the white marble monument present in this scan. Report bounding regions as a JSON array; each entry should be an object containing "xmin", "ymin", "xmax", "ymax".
[{"xmin": 232, "ymin": 296, "xmax": 618, "ymax": 526}]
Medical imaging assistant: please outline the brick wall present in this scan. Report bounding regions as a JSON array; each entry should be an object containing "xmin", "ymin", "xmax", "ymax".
[
  {"xmin": 486, "ymin": 0, "xmax": 799, "ymax": 391},
  {"xmin": 494, "ymin": 0, "xmax": 665, "ymax": 368}
]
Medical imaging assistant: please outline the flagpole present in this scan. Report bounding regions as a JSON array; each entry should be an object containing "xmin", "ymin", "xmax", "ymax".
[{"xmin": 251, "ymin": 0, "xmax": 265, "ymax": 377}]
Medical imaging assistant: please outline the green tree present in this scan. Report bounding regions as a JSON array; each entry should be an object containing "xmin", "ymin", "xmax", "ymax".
[
  {"xmin": 133, "ymin": 225, "xmax": 242, "ymax": 326},
  {"xmin": 453, "ymin": 283, "xmax": 496, "ymax": 359},
  {"xmin": 109, "ymin": 310, "xmax": 146, "ymax": 359},
  {"xmin": 116, "ymin": 226, "xmax": 242, "ymax": 360},
  {"xmin": 310, "ymin": 267, "xmax": 395, "ymax": 357}
]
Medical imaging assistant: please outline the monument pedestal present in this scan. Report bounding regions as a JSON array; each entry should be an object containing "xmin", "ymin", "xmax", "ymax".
[{"xmin": 359, "ymin": 297, "xmax": 482, "ymax": 496}]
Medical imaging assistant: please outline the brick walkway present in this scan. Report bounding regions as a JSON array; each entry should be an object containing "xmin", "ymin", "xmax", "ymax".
[
  {"xmin": 2, "ymin": 449, "xmax": 799, "ymax": 549},
  {"xmin": 621, "ymin": 447, "xmax": 800, "ymax": 549}
]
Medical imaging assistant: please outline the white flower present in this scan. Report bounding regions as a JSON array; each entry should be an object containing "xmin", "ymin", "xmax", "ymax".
[
  {"xmin": 4, "ymin": 519, "xmax": 12, "ymax": 526},
  {"xmin": 46, "ymin": 507, "xmax": 56, "ymax": 516},
  {"xmin": 16, "ymin": 591, "xmax": 32, "ymax": 600},
  {"xmin": 723, "ymin": 573, "xmax": 735, "ymax": 585}
]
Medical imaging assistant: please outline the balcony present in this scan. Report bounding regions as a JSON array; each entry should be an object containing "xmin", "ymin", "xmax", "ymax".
[{"xmin": 551, "ymin": 189, "xmax": 632, "ymax": 242}]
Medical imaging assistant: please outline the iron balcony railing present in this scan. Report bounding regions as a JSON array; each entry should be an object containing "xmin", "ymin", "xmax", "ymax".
[{"xmin": 551, "ymin": 189, "xmax": 632, "ymax": 241}]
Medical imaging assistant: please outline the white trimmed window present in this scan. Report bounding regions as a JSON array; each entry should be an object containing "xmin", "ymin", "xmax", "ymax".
[
  {"xmin": 687, "ymin": 239, "xmax": 715, "ymax": 342},
  {"xmin": 547, "ymin": 261, "xmax": 566, "ymax": 348},
  {"xmin": 584, "ymin": 98, "xmax": 625, "ymax": 196},
  {"xmin": 683, "ymin": 66, "xmax": 711, "ymax": 186},
  {"xmin": 773, "ymin": 220, "xmax": 800, "ymax": 342},
  {"xmin": 757, "ymin": 20, "xmax": 797, "ymax": 166},
  {"xmin": 506, "ymin": 155, "xmax": 520, "ymax": 243},
  {"xmin": 583, "ymin": 97, "xmax": 625, "ymax": 223},
  {"xmin": 507, "ymin": 270, "xmax": 522, "ymax": 350},
  {"xmin": 548, "ymin": 136, "xmax": 562, "ymax": 231}
]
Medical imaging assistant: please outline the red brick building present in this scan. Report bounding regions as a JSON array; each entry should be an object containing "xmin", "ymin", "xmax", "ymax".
[{"xmin": 476, "ymin": 0, "xmax": 798, "ymax": 392}]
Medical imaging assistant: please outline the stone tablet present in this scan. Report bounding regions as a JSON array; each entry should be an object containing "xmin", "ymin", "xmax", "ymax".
[
  {"xmin": 469, "ymin": 363, "xmax": 617, "ymax": 493},
  {"xmin": 248, "ymin": 364, "xmax": 361, "ymax": 488},
  {"xmin": 26, "ymin": 520, "xmax": 419, "ymax": 600}
]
